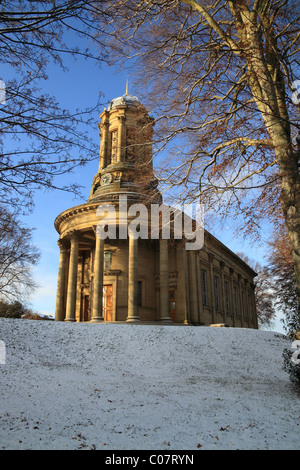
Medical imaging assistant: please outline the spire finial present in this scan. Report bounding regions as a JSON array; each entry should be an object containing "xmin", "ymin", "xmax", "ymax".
[{"xmin": 125, "ymin": 79, "xmax": 129, "ymax": 96}]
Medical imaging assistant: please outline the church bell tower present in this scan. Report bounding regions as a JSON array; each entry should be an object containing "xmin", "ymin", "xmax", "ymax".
[{"xmin": 88, "ymin": 84, "xmax": 161, "ymax": 205}]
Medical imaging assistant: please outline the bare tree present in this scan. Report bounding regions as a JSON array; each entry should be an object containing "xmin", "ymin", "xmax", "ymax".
[
  {"xmin": 0, "ymin": 205, "xmax": 40, "ymax": 302},
  {"xmin": 237, "ymin": 252, "xmax": 276, "ymax": 328},
  {"xmin": 0, "ymin": 0, "xmax": 114, "ymax": 209},
  {"xmin": 267, "ymin": 223, "xmax": 299, "ymax": 334},
  {"xmin": 98, "ymin": 0, "xmax": 300, "ymax": 303}
]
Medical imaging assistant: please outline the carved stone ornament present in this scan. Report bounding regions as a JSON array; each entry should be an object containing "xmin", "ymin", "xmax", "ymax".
[
  {"xmin": 67, "ymin": 230, "xmax": 80, "ymax": 241},
  {"xmin": 57, "ymin": 238, "xmax": 69, "ymax": 250}
]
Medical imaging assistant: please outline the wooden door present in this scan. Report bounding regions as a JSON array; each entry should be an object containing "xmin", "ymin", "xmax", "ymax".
[
  {"xmin": 169, "ymin": 289, "xmax": 176, "ymax": 322},
  {"xmin": 103, "ymin": 285, "xmax": 113, "ymax": 322},
  {"xmin": 83, "ymin": 295, "xmax": 89, "ymax": 322}
]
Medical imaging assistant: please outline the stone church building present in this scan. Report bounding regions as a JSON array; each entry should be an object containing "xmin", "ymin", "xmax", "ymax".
[{"xmin": 54, "ymin": 88, "xmax": 258, "ymax": 328}]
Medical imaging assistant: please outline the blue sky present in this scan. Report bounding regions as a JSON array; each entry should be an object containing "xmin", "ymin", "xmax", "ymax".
[
  {"xmin": 20, "ymin": 56, "xmax": 130, "ymax": 310},
  {"xmin": 3, "ymin": 40, "xmax": 285, "ymax": 333}
]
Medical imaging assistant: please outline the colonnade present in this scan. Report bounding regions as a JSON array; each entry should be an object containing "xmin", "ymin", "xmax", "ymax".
[
  {"xmin": 55, "ymin": 231, "xmax": 172, "ymax": 323},
  {"xmin": 182, "ymin": 249, "xmax": 257, "ymax": 328},
  {"xmin": 54, "ymin": 230, "xmax": 257, "ymax": 326}
]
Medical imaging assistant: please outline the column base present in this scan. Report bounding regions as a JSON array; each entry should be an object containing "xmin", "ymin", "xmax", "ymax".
[
  {"xmin": 160, "ymin": 317, "xmax": 173, "ymax": 323},
  {"xmin": 64, "ymin": 318, "xmax": 76, "ymax": 322},
  {"xmin": 126, "ymin": 316, "xmax": 140, "ymax": 322},
  {"xmin": 90, "ymin": 317, "xmax": 104, "ymax": 323}
]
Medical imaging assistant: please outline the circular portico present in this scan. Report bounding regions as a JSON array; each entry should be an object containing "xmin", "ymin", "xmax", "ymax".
[{"xmin": 54, "ymin": 199, "xmax": 171, "ymax": 323}]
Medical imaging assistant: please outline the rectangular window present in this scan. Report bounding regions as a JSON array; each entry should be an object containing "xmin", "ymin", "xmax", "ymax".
[
  {"xmin": 104, "ymin": 251, "xmax": 112, "ymax": 271},
  {"xmin": 214, "ymin": 276, "xmax": 219, "ymax": 310},
  {"xmin": 225, "ymin": 281, "xmax": 230, "ymax": 313},
  {"xmin": 201, "ymin": 269, "xmax": 208, "ymax": 305}
]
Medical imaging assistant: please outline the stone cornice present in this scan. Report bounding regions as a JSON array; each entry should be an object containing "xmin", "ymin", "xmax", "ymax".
[
  {"xmin": 54, "ymin": 201, "xmax": 257, "ymax": 280},
  {"xmin": 54, "ymin": 202, "xmax": 101, "ymax": 233},
  {"xmin": 204, "ymin": 231, "xmax": 257, "ymax": 277}
]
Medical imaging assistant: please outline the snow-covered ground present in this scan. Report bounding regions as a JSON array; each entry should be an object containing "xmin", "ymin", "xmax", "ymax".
[{"xmin": 0, "ymin": 317, "xmax": 299, "ymax": 450}]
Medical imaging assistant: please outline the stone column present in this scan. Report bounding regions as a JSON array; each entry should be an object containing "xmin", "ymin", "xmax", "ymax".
[
  {"xmin": 196, "ymin": 254, "xmax": 203, "ymax": 324},
  {"xmin": 55, "ymin": 238, "xmax": 69, "ymax": 321},
  {"xmin": 65, "ymin": 231, "xmax": 79, "ymax": 322},
  {"xmin": 182, "ymin": 246, "xmax": 189, "ymax": 324},
  {"xmin": 188, "ymin": 251, "xmax": 198, "ymax": 323},
  {"xmin": 127, "ymin": 234, "xmax": 140, "ymax": 321},
  {"xmin": 244, "ymin": 280, "xmax": 249, "ymax": 327},
  {"xmin": 118, "ymin": 115, "xmax": 126, "ymax": 162},
  {"xmin": 230, "ymin": 267, "xmax": 236, "ymax": 327},
  {"xmin": 238, "ymin": 274, "xmax": 243, "ymax": 327},
  {"xmin": 252, "ymin": 285, "xmax": 259, "ymax": 329},
  {"xmin": 98, "ymin": 117, "xmax": 109, "ymax": 171},
  {"xmin": 91, "ymin": 232, "xmax": 104, "ymax": 322},
  {"xmin": 220, "ymin": 261, "xmax": 227, "ymax": 324},
  {"xmin": 160, "ymin": 238, "xmax": 172, "ymax": 322},
  {"xmin": 208, "ymin": 253, "xmax": 216, "ymax": 324}
]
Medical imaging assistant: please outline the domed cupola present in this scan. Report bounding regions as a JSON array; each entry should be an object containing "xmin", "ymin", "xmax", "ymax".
[
  {"xmin": 88, "ymin": 83, "xmax": 161, "ymax": 204},
  {"xmin": 107, "ymin": 92, "xmax": 142, "ymax": 111}
]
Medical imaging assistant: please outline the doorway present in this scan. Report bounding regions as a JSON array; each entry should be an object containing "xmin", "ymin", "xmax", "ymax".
[
  {"xmin": 83, "ymin": 295, "xmax": 89, "ymax": 322},
  {"xmin": 103, "ymin": 285, "xmax": 113, "ymax": 321},
  {"xmin": 169, "ymin": 289, "xmax": 176, "ymax": 322}
]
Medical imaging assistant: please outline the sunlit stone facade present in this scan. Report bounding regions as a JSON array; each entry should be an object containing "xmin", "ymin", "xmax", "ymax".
[{"xmin": 54, "ymin": 90, "xmax": 258, "ymax": 328}]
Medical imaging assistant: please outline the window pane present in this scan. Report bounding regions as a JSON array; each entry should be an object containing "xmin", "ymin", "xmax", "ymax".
[{"xmin": 104, "ymin": 251, "xmax": 112, "ymax": 270}]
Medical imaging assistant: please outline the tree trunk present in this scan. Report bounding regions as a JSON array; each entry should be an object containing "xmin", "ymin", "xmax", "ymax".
[
  {"xmin": 181, "ymin": 0, "xmax": 300, "ymax": 310},
  {"xmin": 238, "ymin": 9, "xmax": 300, "ymax": 312},
  {"xmin": 273, "ymin": 129, "xmax": 300, "ymax": 311}
]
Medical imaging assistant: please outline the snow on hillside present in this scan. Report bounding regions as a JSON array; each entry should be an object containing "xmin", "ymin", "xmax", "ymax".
[{"xmin": 0, "ymin": 318, "xmax": 299, "ymax": 450}]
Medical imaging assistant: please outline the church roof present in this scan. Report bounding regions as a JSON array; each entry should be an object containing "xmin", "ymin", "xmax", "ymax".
[
  {"xmin": 107, "ymin": 93, "xmax": 142, "ymax": 111},
  {"xmin": 107, "ymin": 81, "xmax": 143, "ymax": 111}
]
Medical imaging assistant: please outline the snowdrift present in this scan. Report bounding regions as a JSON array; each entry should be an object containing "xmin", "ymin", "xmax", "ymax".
[{"xmin": 0, "ymin": 317, "xmax": 299, "ymax": 450}]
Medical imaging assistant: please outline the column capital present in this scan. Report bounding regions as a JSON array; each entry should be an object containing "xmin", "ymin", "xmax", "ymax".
[
  {"xmin": 208, "ymin": 252, "xmax": 214, "ymax": 263},
  {"xmin": 99, "ymin": 115, "xmax": 109, "ymax": 129},
  {"xmin": 92, "ymin": 225, "xmax": 102, "ymax": 238},
  {"xmin": 57, "ymin": 238, "xmax": 69, "ymax": 251},
  {"xmin": 92, "ymin": 225, "xmax": 97, "ymax": 237},
  {"xmin": 67, "ymin": 230, "xmax": 80, "ymax": 242}
]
